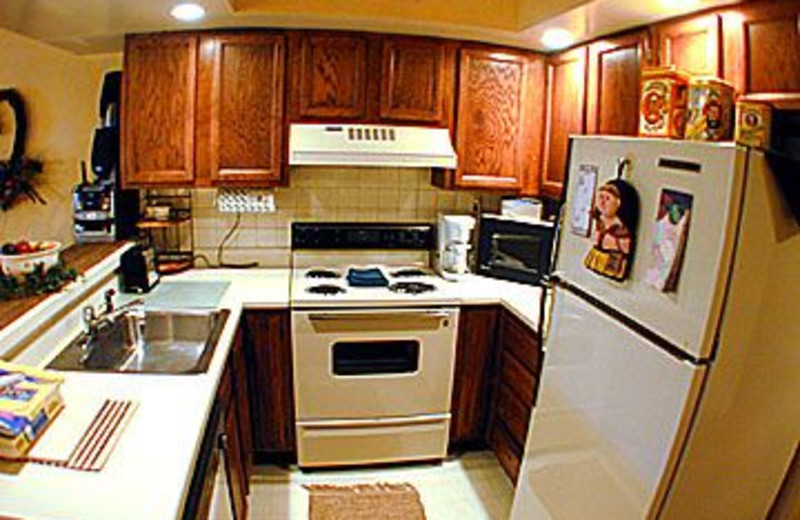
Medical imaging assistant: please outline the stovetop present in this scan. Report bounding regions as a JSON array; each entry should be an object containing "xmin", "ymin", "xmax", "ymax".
[
  {"xmin": 289, "ymin": 222, "xmax": 459, "ymax": 307},
  {"xmin": 291, "ymin": 264, "xmax": 458, "ymax": 307}
]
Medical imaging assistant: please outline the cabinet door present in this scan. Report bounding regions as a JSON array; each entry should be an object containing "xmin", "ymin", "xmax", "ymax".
[
  {"xmin": 542, "ymin": 46, "xmax": 587, "ymax": 199},
  {"xmin": 229, "ymin": 324, "xmax": 252, "ymax": 487},
  {"xmin": 449, "ymin": 306, "xmax": 499, "ymax": 448},
  {"xmin": 122, "ymin": 33, "xmax": 197, "ymax": 186},
  {"xmin": 587, "ymin": 31, "xmax": 649, "ymax": 136},
  {"xmin": 290, "ymin": 33, "xmax": 368, "ymax": 120},
  {"xmin": 455, "ymin": 48, "xmax": 545, "ymax": 191},
  {"xmin": 243, "ymin": 310, "xmax": 295, "ymax": 458},
  {"xmin": 654, "ymin": 13, "xmax": 722, "ymax": 76},
  {"xmin": 723, "ymin": 0, "xmax": 800, "ymax": 98},
  {"xmin": 197, "ymin": 33, "xmax": 285, "ymax": 186},
  {"xmin": 223, "ymin": 398, "xmax": 248, "ymax": 520},
  {"xmin": 380, "ymin": 37, "xmax": 453, "ymax": 125}
]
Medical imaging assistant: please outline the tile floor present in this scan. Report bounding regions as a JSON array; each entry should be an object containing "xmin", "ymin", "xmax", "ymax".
[{"xmin": 248, "ymin": 451, "xmax": 514, "ymax": 519}]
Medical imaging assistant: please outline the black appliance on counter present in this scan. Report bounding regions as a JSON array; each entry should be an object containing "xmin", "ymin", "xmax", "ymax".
[
  {"xmin": 476, "ymin": 214, "xmax": 555, "ymax": 285},
  {"xmin": 73, "ymin": 71, "xmax": 139, "ymax": 243},
  {"xmin": 119, "ymin": 244, "xmax": 159, "ymax": 293}
]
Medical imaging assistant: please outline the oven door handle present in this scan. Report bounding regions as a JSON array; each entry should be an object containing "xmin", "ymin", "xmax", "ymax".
[{"xmin": 308, "ymin": 311, "xmax": 452, "ymax": 322}]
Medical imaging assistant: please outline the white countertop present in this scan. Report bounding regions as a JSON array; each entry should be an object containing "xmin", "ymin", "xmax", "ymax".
[{"xmin": 0, "ymin": 266, "xmax": 539, "ymax": 520}]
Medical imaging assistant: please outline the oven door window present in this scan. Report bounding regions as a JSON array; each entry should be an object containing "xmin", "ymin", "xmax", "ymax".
[{"xmin": 332, "ymin": 341, "xmax": 420, "ymax": 376}]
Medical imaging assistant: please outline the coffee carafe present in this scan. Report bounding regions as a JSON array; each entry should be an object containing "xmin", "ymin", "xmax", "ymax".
[{"xmin": 437, "ymin": 214, "xmax": 476, "ymax": 280}]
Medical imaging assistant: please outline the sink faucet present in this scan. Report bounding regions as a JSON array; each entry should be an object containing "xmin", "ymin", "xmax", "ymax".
[{"xmin": 82, "ymin": 289, "xmax": 144, "ymax": 337}]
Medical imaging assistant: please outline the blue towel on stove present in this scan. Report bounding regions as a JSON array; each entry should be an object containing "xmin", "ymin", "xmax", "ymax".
[{"xmin": 347, "ymin": 268, "xmax": 389, "ymax": 287}]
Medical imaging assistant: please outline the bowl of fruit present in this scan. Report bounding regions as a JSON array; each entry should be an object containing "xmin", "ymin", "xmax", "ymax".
[{"xmin": 0, "ymin": 240, "xmax": 62, "ymax": 277}]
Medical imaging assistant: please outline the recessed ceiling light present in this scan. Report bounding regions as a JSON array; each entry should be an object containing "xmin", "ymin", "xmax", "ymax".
[
  {"xmin": 170, "ymin": 3, "xmax": 206, "ymax": 22},
  {"xmin": 541, "ymin": 28, "xmax": 574, "ymax": 50}
]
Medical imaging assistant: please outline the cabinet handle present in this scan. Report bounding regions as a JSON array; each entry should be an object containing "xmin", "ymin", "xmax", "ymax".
[{"xmin": 218, "ymin": 432, "xmax": 229, "ymax": 452}]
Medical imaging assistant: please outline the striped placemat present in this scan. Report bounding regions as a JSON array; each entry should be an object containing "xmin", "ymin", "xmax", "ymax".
[{"xmin": 20, "ymin": 398, "xmax": 137, "ymax": 472}]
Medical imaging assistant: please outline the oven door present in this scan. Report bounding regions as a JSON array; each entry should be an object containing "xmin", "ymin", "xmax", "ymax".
[{"xmin": 292, "ymin": 308, "xmax": 459, "ymax": 420}]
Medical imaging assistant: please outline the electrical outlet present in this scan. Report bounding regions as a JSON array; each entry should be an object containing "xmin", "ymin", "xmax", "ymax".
[{"xmin": 216, "ymin": 188, "xmax": 276, "ymax": 213}]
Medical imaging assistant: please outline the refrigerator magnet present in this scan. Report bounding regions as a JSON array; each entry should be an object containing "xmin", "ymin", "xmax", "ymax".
[
  {"xmin": 583, "ymin": 179, "xmax": 640, "ymax": 281},
  {"xmin": 645, "ymin": 189, "xmax": 693, "ymax": 292},
  {"xmin": 570, "ymin": 165, "xmax": 598, "ymax": 237}
]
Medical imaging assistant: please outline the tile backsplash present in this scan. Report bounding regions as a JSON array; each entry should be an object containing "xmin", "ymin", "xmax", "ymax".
[{"xmin": 188, "ymin": 167, "xmax": 501, "ymax": 267}]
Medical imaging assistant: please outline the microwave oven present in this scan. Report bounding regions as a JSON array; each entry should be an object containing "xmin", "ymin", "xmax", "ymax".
[{"xmin": 476, "ymin": 214, "xmax": 555, "ymax": 285}]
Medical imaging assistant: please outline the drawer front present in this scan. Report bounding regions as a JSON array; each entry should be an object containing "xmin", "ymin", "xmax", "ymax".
[
  {"xmin": 297, "ymin": 416, "xmax": 450, "ymax": 468},
  {"xmin": 495, "ymin": 382, "xmax": 533, "ymax": 447},
  {"xmin": 498, "ymin": 348, "xmax": 537, "ymax": 406},
  {"xmin": 500, "ymin": 311, "xmax": 540, "ymax": 374},
  {"xmin": 489, "ymin": 421, "xmax": 522, "ymax": 483}
]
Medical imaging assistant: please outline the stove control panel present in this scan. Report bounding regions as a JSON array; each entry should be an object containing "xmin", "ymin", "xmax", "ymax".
[{"xmin": 292, "ymin": 223, "xmax": 433, "ymax": 250}]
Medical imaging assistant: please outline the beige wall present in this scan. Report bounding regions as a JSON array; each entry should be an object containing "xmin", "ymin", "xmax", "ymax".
[
  {"xmin": 0, "ymin": 29, "xmax": 119, "ymax": 246},
  {"xmin": 187, "ymin": 168, "xmax": 499, "ymax": 267}
]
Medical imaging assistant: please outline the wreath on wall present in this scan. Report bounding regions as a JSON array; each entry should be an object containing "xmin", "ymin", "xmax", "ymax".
[{"xmin": 0, "ymin": 88, "xmax": 45, "ymax": 211}]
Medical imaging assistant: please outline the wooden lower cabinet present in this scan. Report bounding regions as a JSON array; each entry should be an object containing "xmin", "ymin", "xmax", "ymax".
[
  {"xmin": 220, "ymin": 364, "xmax": 248, "ymax": 520},
  {"xmin": 448, "ymin": 305, "xmax": 543, "ymax": 484},
  {"xmin": 488, "ymin": 420, "xmax": 523, "ymax": 483},
  {"xmin": 242, "ymin": 310, "xmax": 296, "ymax": 461},
  {"xmin": 489, "ymin": 309, "xmax": 542, "ymax": 483},
  {"xmin": 449, "ymin": 306, "xmax": 500, "ymax": 448}
]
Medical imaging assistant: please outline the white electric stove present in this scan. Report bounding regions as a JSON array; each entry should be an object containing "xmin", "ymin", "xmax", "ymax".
[{"xmin": 289, "ymin": 223, "xmax": 460, "ymax": 468}]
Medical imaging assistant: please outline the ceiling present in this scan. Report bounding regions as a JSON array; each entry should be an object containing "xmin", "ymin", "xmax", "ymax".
[{"xmin": 0, "ymin": 0, "xmax": 738, "ymax": 55}]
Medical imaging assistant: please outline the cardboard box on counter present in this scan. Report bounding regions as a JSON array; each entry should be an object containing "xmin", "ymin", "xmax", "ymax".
[{"xmin": 0, "ymin": 361, "xmax": 65, "ymax": 458}]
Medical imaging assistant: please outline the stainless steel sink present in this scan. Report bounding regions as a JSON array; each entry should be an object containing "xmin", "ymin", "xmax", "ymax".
[{"xmin": 47, "ymin": 309, "xmax": 230, "ymax": 374}]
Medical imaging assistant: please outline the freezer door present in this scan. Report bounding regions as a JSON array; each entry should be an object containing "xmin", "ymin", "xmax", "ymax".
[
  {"xmin": 510, "ymin": 288, "xmax": 706, "ymax": 520},
  {"xmin": 556, "ymin": 137, "xmax": 746, "ymax": 360}
]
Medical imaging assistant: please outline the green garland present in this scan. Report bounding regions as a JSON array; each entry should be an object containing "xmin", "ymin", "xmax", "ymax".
[{"xmin": 0, "ymin": 260, "xmax": 78, "ymax": 301}]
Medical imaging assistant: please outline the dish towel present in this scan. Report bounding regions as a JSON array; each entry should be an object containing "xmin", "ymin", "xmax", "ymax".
[{"xmin": 346, "ymin": 268, "xmax": 389, "ymax": 287}]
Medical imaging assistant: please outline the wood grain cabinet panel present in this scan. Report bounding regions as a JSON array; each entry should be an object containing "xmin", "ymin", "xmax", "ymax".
[
  {"xmin": 380, "ymin": 38, "xmax": 449, "ymax": 124},
  {"xmin": 291, "ymin": 33, "xmax": 368, "ymax": 120},
  {"xmin": 654, "ymin": 13, "xmax": 722, "ymax": 76},
  {"xmin": 542, "ymin": 46, "xmax": 587, "ymax": 199},
  {"xmin": 723, "ymin": 0, "xmax": 800, "ymax": 97},
  {"xmin": 587, "ymin": 31, "xmax": 650, "ymax": 136},
  {"xmin": 453, "ymin": 47, "xmax": 545, "ymax": 191},
  {"xmin": 197, "ymin": 33, "xmax": 285, "ymax": 186},
  {"xmin": 223, "ymin": 395, "xmax": 248, "ymax": 520},
  {"xmin": 122, "ymin": 33, "xmax": 197, "ymax": 186},
  {"xmin": 489, "ymin": 420, "xmax": 522, "ymax": 483},
  {"xmin": 494, "ymin": 382, "xmax": 533, "ymax": 448},
  {"xmin": 498, "ymin": 310, "xmax": 541, "ymax": 375},
  {"xmin": 229, "ymin": 324, "xmax": 253, "ymax": 486},
  {"xmin": 243, "ymin": 310, "xmax": 296, "ymax": 459},
  {"xmin": 449, "ymin": 306, "xmax": 499, "ymax": 448}
]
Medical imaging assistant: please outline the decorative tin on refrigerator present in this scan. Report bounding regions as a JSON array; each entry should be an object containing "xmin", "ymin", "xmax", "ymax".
[
  {"xmin": 735, "ymin": 100, "xmax": 772, "ymax": 148},
  {"xmin": 639, "ymin": 67, "xmax": 689, "ymax": 139},
  {"xmin": 685, "ymin": 77, "xmax": 735, "ymax": 141}
]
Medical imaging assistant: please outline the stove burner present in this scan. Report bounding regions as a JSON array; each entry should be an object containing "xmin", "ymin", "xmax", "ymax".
[
  {"xmin": 305, "ymin": 269, "xmax": 341, "ymax": 279},
  {"xmin": 390, "ymin": 268, "xmax": 428, "ymax": 278},
  {"xmin": 388, "ymin": 282, "xmax": 436, "ymax": 295},
  {"xmin": 306, "ymin": 284, "xmax": 346, "ymax": 295}
]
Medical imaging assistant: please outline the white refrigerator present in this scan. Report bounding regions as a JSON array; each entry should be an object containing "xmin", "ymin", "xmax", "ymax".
[{"xmin": 510, "ymin": 136, "xmax": 800, "ymax": 520}]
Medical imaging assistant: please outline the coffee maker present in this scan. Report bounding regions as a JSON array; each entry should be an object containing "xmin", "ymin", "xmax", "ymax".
[
  {"xmin": 436, "ymin": 214, "xmax": 476, "ymax": 280},
  {"xmin": 73, "ymin": 71, "xmax": 139, "ymax": 243}
]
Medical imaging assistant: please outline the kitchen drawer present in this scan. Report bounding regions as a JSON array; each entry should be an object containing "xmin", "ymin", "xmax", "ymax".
[
  {"xmin": 489, "ymin": 421, "xmax": 522, "ymax": 483},
  {"xmin": 495, "ymin": 381, "xmax": 533, "ymax": 448},
  {"xmin": 297, "ymin": 416, "xmax": 450, "ymax": 468},
  {"xmin": 499, "ymin": 310, "xmax": 540, "ymax": 374},
  {"xmin": 498, "ymin": 348, "xmax": 537, "ymax": 406}
]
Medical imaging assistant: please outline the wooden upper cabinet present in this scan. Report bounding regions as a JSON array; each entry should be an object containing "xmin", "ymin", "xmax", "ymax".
[
  {"xmin": 454, "ymin": 47, "xmax": 545, "ymax": 192},
  {"xmin": 542, "ymin": 46, "xmax": 587, "ymax": 199},
  {"xmin": 654, "ymin": 13, "xmax": 722, "ymax": 76},
  {"xmin": 290, "ymin": 33, "xmax": 368, "ymax": 120},
  {"xmin": 586, "ymin": 31, "xmax": 650, "ymax": 136},
  {"xmin": 380, "ymin": 37, "xmax": 453, "ymax": 125},
  {"xmin": 723, "ymin": 0, "xmax": 800, "ymax": 99},
  {"xmin": 197, "ymin": 33, "xmax": 285, "ymax": 186},
  {"xmin": 123, "ymin": 33, "xmax": 197, "ymax": 186}
]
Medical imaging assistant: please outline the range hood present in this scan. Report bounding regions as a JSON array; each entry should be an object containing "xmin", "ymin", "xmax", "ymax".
[{"xmin": 288, "ymin": 123, "xmax": 458, "ymax": 169}]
